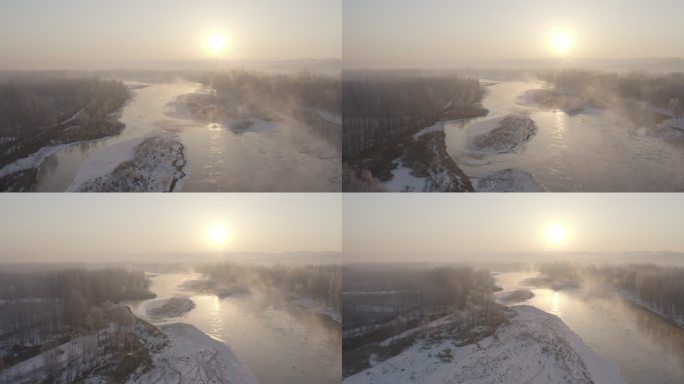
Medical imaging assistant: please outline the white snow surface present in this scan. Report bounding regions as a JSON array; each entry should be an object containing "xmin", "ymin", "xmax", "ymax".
[
  {"xmin": 69, "ymin": 134, "xmax": 186, "ymax": 192},
  {"xmin": 473, "ymin": 168, "xmax": 548, "ymax": 192},
  {"xmin": 468, "ymin": 114, "xmax": 538, "ymax": 154},
  {"xmin": 129, "ymin": 323, "xmax": 256, "ymax": 384},
  {"xmin": 382, "ymin": 163, "xmax": 427, "ymax": 192},
  {"xmin": 344, "ymin": 306, "xmax": 625, "ymax": 384}
]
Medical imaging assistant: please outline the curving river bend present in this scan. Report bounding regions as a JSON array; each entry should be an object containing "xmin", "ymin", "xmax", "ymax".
[
  {"xmin": 34, "ymin": 81, "xmax": 341, "ymax": 192},
  {"xmin": 129, "ymin": 273, "xmax": 341, "ymax": 384},
  {"xmin": 443, "ymin": 80, "xmax": 684, "ymax": 191},
  {"xmin": 496, "ymin": 271, "xmax": 684, "ymax": 384}
]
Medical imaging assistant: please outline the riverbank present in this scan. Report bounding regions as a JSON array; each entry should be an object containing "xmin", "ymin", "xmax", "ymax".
[
  {"xmin": 129, "ymin": 323, "xmax": 257, "ymax": 384},
  {"xmin": 620, "ymin": 290, "xmax": 684, "ymax": 328},
  {"xmin": 0, "ymin": 106, "xmax": 127, "ymax": 191},
  {"xmin": 344, "ymin": 305, "xmax": 625, "ymax": 384},
  {"xmin": 382, "ymin": 129, "xmax": 474, "ymax": 192},
  {"xmin": 0, "ymin": 304, "xmax": 256, "ymax": 384},
  {"xmin": 70, "ymin": 135, "xmax": 187, "ymax": 192}
]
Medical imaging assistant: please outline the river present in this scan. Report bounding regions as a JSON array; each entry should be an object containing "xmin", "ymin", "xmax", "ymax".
[
  {"xmin": 128, "ymin": 273, "xmax": 341, "ymax": 384},
  {"xmin": 34, "ymin": 82, "xmax": 341, "ymax": 191},
  {"xmin": 495, "ymin": 271, "xmax": 684, "ymax": 383},
  {"xmin": 444, "ymin": 80, "xmax": 684, "ymax": 191}
]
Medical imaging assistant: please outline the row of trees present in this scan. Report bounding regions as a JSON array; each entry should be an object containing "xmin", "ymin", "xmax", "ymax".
[
  {"xmin": 0, "ymin": 269, "xmax": 152, "ymax": 342},
  {"xmin": 0, "ymin": 268, "xmax": 151, "ymax": 302},
  {"xmin": 197, "ymin": 263, "xmax": 342, "ymax": 314},
  {"xmin": 536, "ymin": 262, "xmax": 684, "ymax": 325},
  {"xmin": 196, "ymin": 69, "xmax": 341, "ymax": 117},
  {"xmin": 605, "ymin": 264, "xmax": 684, "ymax": 324},
  {"xmin": 0, "ymin": 268, "xmax": 152, "ymax": 377},
  {"xmin": 0, "ymin": 77, "xmax": 128, "ymax": 166},
  {"xmin": 540, "ymin": 69, "xmax": 684, "ymax": 113},
  {"xmin": 342, "ymin": 75, "xmax": 484, "ymax": 158},
  {"xmin": 342, "ymin": 266, "xmax": 496, "ymax": 332}
]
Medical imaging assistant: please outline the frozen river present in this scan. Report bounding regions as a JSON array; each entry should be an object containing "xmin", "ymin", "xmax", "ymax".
[{"xmin": 34, "ymin": 82, "xmax": 341, "ymax": 191}]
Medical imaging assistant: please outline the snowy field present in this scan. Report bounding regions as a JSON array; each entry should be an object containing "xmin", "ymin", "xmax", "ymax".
[{"xmin": 130, "ymin": 323, "xmax": 257, "ymax": 384}]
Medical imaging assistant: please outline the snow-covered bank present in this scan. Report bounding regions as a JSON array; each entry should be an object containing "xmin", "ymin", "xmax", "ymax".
[
  {"xmin": 0, "ymin": 144, "xmax": 71, "ymax": 180},
  {"xmin": 345, "ymin": 306, "xmax": 625, "ymax": 384},
  {"xmin": 468, "ymin": 114, "xmax": 538, "ymax": 154},
  {"xmin": 70, "ymin": 135, "xmax": 186, "ymax": 192},
  {"xmin": 383, "ymin": 131, "xmax": 473, "ymax": 192},
  {"xmin": 146, "ymin": 297, "xmax": 196, "ymax": 318},
  {"xmin": 620, "ymin": 290, "xmax": 684, "ymax": 328},
  {"xmin": 129, "ymin": 323, "xmax": 257, "ymax": 384}
]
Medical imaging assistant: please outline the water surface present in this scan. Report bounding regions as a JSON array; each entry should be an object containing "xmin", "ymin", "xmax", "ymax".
[
  {"xmin": 34, "ymin": 82, "xmax": 340, "ymax": 191},
  {"xmin": 129, "ymin": 273, "xmax": 341, "ymax": 384},
  {"xmin": 444, "ymin": 81, "xmax": 684, "ymax": 191}
]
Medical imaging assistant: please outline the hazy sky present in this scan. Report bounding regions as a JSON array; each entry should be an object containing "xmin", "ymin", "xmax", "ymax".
[
  {"xmin": 344, "ymin": 194, "xmax": 684, "ymax": 262},
  {"xmin": 0, "ymin": 194, "xmax": 341, "ymax": 262},
  {"xmin": 344, "ymin": 0, "xmax": 684, "ymax": 68},
  {"xmin": 0, "ymin": 0, "xmax": 340, "ymax": 69}
]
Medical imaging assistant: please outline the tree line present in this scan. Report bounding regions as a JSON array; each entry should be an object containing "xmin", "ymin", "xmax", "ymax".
[
  {"xmin": 537, "ymin": 262, "xmax": 684, "ymax": 325},
  {"xmin": 197, "ymin": 262, "xmax": 341, "ymax": 314},
  {"xmin": 342, "ymin": 266, "xmax": 496, "ymax": 332},
  {"xmin": 342, "ymin": 75, "xmax": 485, "ymax": 158},
  {"xmin": 0, "ymin": 268, "xmax": 154, "ymax": 376},
  {"xmin": 539, "ymin": 69, "xmax": 684, "ymax": 115},
  {"xmin": 0, "ymin": 269, "xmax": 152, "ymax": 340},
  {"xmin": 604, "ymin": 264, "xmax": 684, "ymax": 324},
  {"xmin": 0, "ymin": 77, "xmax": 128, "ymax": 167},
  {"xmin": 194, "ymin": 69, "xmax": 341, "ymax": 117}
]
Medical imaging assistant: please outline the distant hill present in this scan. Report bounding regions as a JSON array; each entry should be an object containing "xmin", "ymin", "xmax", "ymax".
[
  {"xmin": 118, "ymin": 58, "xmax": 342, "ymax": 75},
  {"xmin": 346, "ymin": 57, "xmax": 684, "ymax": 75}
]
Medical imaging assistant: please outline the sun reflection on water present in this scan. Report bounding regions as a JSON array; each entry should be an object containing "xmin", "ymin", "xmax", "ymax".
[{"xmin": 551, "ymin": 291, "xmax": 561, "ymax": 316}]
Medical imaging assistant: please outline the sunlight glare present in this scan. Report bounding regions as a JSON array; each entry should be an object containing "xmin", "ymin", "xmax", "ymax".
[
  {"xmin": 208, "ymin": 224, "xmax": 229, "ymax": 245},
  {"xmin": 206, "ymin": 33, "xmax": 227, "ymax": 55},
  {"xmin": 550, "ymin": 31, "xmax": 573, "ymax": 56},
  {"xmin": 546, "ymin": 223, "xmax": 568, "ymax": 245}
]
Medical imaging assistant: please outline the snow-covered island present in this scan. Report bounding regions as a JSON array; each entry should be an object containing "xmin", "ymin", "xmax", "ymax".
[
  {"xmin": 146, "ymin": 297, "xmax": 196, "ymax": 318},
  {"xmin": 71, "ymin": 135, "xmax": 187, "ymax": 192},
  {"xmin": 498, "ymin": 289, "xmax": 535, "ymax": 303},
  {"xmin": 345, "ymin": 306, "xmax": 625, "ymax": 384},
  {"xmin": 468, "ymin": 114, "xmax": 538, "ymax": 154}
]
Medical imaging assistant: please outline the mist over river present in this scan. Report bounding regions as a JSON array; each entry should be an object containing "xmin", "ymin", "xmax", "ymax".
[
  {"xmin": 444, "ymin": 80, "xmax": 684, "ymax": 191},
  {"xmin": 129, "ymin": 273, "xmax": 341, "ymax": 384}
]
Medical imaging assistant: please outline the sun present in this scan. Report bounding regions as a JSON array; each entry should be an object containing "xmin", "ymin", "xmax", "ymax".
[
  {"xmin": 206, "ymin": 33, "xmax": 227, "ymax": 55},
  {"xmin": 207, "ymin": 224, "xmax": 229, "ymax": 245},
  {"xmin": 550, "ymin": 31, "xmax": 574, "ymax": 56},
  {"xmin": 546, "ymin": 223, "xmax": 568, "ymax": 245}
]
